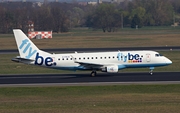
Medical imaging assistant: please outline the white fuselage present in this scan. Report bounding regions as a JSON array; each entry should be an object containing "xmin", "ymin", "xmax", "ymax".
[{"xmin": 32, "ymin": 50, "xmax": 172, "ymax": 72}]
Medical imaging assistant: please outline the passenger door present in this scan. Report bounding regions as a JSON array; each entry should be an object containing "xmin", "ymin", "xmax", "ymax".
[{"xmin": 146, "ymin": 53, "xmax": 151, "ymax": 62}]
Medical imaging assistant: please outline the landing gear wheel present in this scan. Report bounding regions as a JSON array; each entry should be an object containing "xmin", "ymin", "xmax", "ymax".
[
  {"xmin": 149, "ymin": 70, "xmax": 153, "ymax": 75},
  {"xmin": 149, "ymin": 71, "xmax": 153, "ymax": 75},
  {"xmin": 149, "ymin": 67, "xmax": 154, "ymax": 76},
  {"xmin": 91, "ymin": 71, "xmax": 97, "ymax": 77}
]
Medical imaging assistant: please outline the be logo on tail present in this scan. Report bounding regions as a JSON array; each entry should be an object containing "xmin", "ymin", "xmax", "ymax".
[{"xmin": 35, "ymin": 53, "xmax": 56, "ymax": 66}]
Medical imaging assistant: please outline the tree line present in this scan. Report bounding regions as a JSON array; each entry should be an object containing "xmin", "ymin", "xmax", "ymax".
[{"xmin": 0, "ymin": 0, "xmax": 180, "ymax": 33}]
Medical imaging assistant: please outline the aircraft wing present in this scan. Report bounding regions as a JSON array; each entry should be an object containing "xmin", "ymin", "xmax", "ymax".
[
  {"xmin": 75, "ymin": 61, "xmax": 104, "ymax": 67},
  {"xmin": 70, "ymin": 55, "xmax": 104, "ymax": 69},
  {"xmin": 71, "ymin": 55, "xmax": 122, "ymax": 70}
]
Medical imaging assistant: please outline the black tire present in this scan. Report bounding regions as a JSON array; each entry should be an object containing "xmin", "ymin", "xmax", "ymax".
[{"xmin": 91, "ymin": 71, "xmax": 96, "ymax": 77}]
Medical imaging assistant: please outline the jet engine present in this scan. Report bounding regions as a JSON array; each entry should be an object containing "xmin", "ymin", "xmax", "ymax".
[{"xmin": 101, "ymin": 65, "xmax": 118, "ymax": 73}]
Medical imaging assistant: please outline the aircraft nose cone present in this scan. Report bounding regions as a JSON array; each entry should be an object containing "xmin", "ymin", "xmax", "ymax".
[{"xmin": 166, "ymin": 58, "xmax": 172, "ymax": 65}]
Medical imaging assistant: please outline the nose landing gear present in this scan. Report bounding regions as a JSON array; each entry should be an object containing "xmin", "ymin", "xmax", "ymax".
[{"xmin": 149, "ymin": 67, "xmax": 154, "ymax": 75}]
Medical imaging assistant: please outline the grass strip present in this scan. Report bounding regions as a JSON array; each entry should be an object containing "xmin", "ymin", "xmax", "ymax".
[
  {"xmin": 0, "ymin": 84, "xmax": 180, "ymax": 113},
  {"xmin": 1, "ymin": 27, "xmax": 180, "ymax": 50}
]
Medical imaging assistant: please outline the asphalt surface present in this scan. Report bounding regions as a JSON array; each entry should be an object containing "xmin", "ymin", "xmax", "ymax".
[{"xmin": 0, "ymin": 72, "xmax": 180, "ymax": 86}]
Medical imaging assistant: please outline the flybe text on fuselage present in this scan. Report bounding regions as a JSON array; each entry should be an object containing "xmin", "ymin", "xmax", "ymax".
[{"xmin": 117, "ymin": 52, "xmax": 142, "ymax": 63}]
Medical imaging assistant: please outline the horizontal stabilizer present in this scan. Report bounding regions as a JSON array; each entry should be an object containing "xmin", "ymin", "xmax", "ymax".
[{"xmin": 11, "ymin": 56, "xmax": 34, "ymax": 63}]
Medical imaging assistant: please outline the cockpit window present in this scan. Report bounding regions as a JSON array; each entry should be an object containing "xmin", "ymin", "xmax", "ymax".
[
  {"xmin": 155, "ymin": 54, "xmax": 159, "ymax": 57},
  {"xmin": 155, "ymin": 54, "xmax": 163, "ymax": 57}
]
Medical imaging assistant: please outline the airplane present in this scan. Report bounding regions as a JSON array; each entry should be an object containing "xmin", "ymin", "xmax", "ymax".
[{"xmin": 12, "ymin": 29, "xmax": 172, "ymax": 77}]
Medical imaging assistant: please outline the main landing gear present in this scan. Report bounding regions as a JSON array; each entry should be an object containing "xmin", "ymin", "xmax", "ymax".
[
  {"xmin": 91, "ymin": 70, "xmax": 97, "ymax": 77},
  {"xmin": 149, "ymin": 67, "xmax": 154, "ymax": 75}
]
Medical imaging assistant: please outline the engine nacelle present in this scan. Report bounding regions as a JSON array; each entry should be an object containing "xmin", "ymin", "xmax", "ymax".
[{"xmin": 101, "ymin": 65, "xmax": 118, "ymax": 73}]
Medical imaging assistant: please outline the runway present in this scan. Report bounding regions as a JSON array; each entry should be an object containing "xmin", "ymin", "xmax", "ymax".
[{"xmin": 0, "ymin": 72, "xmax": 180, "ymax": 86}]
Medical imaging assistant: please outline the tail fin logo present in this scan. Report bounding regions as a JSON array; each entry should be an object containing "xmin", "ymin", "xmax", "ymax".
[{"xmin": 19, "ymin": 39, "xmax": 37, "ymax": 59}]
